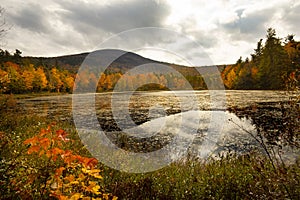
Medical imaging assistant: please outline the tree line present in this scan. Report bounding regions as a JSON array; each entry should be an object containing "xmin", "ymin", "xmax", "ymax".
[
  {"xmin": 75, "ymin": 69, "xmax": 206, "ymax": 92},
  {"xmin": 222, "ymin": 28, "xmax": 300, "ymax": 90},
  {"xmin": 0, "ymin": 28, "xmax": 299, "ymax": 94},
  {"xmin": 0, "ymin": 60, "xmax": 74, "ymax": 94},
  {"xmin": 0, "ymin": 50, "xmax": 209, "ymax": 93}
]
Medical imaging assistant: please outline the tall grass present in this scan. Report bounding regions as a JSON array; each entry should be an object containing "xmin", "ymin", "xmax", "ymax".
[{"xmin": 102, "ymin": 153, "xmax": 299, "ymax": 199}]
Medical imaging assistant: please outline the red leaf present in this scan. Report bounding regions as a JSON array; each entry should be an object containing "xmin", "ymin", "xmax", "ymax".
[{"xmin": 290, "ymin": 71, "xmax": 295, "ymax": 79}]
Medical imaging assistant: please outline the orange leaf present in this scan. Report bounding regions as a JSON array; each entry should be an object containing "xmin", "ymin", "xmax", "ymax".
[
  {"xmin": 85, "ymin": 181, "xmax": 97, "ymax": 192},
  {"xmin": 47, "ymin": 148, "xmax": 65, "ymax": 161},
  {"xmin": 27, "ymin": 145, "xmax": 40, "ymax": 154},
  {"xmin": 55, "ymin": 167, "xmax": 65, "ymax": 179},
  {"xmin": 61, "ymin": 150, "xmax": 75, "ymax": 164},
  {"xmin": 70, "ymin": 193, "xmax": 82, "ymax": 200},
  {"xmin": 23, "ymin": 136, "xmax": 39, "ymax": 146},
  {"xmin": 85, "ymin": 158, "xmax": 98, "ymax": 168},
  {"xmin": 39, "ymin": 128, "xmax": 48, "ymax": 137},
  {"xmin": 39, "ymin": 149, "xmax": 45, "ymax": 156},
  {"xmin": 51, "ymin": 147, "xmax": 65, "ymax": 155},
  {"xmin": 64, "ymin": 174, "xmax": 75, "ymax": 183},
  {"xmin": 40, "ymin": 138, "xmax": 51, "ymax": 150},
  {"xmin": 50, "ymin": 193, "xmax": 68, "ymax": 200},
  {"xmin": 75, "ymin": 155, "xmax": 85, "ymax": 163}
]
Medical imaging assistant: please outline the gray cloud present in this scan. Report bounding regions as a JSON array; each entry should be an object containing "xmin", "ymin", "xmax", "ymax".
[
  {"xmin": 8, "ymin": 3, "xmax": 50, "ymax": 33},
  {"xmin": 281, "ymin": 3, "xmax": 300, "ymax": 36},
  {"xmin": 189, "ymin": 31, "xmax": 219, "ymax": 49},
  {"xmin": 1, "ymin": 0, "xmax": 300, "ymax": 65},
  {"xmin": 177, "ymin": 17, "xmax": 219, "ymax": 49},
  {"xmin": 56, "ymin": 0, "xmax": 171, "ymax": 34},
  {"xmin": 2, "ymin": 0, "xmax": 172, "ymax": 57},
  {"xmin": 221, "ymin": 8, "xmax": 274, "ymax": 41}
]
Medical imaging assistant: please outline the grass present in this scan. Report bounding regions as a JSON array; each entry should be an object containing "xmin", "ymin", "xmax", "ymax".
[
  {"xmin": 0, "ymin": 97, "xmax": 299, "ymax": 199},
  {"xmin": 102, "ymin": 154, "xmax": 300, "ymax": 199}
]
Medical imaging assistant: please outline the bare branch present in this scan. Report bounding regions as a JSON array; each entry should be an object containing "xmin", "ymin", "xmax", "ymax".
[{"xmin": 0, "ymin": 6, "xmax": 11, "ymax": 45}]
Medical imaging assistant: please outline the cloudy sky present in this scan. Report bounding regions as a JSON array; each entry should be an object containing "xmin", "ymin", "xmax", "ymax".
[{"xmin": 1, "ymin": 0, "xmax": 299, "ymax": 65}]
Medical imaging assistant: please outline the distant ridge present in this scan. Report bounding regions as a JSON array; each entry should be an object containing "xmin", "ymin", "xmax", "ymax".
[{"xmin": 19, "ymin": 50, "xmax": 227, "ymax": 75}]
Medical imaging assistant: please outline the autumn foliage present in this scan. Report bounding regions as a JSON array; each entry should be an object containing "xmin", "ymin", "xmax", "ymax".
[
  {"xmin": 0, "ymin": 61, "xmax": 74, "ymax": 93},
  {"xmin": 3, "ymin": 124, "xmax": 117, "ymax": 199},
  {"xmin": 222, "ymin": 29, "xmax": 300, "ymax": 90}
]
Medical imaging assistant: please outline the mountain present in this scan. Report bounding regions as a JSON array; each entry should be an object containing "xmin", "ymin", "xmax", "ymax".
[
  {"xmin": 20, "ymin": 49, "xmax": 226, "ymax": 75},
  {"xmin": 21, "ymin": 50, "xmax": 159, "ymax": 73}
]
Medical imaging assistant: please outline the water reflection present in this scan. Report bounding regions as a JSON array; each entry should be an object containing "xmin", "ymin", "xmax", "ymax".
[{"xmin": 17, "ymin": 90, "xmax": 295, "ymax": 159}]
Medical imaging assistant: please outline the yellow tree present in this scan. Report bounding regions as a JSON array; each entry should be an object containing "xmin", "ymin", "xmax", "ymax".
[
  {"xmin": 97, "ymin": 73, "xmax": 106, "ymax": 92},
  {"xmin": 49, "ymin": 68, "xmax": 63, "ymax": 92},
  {"xmin": 224, "ymin": 68, "xmax": 237, "ymax": 89},
  {"xmin": 33, "ymin": 67, "xmax": 48, "ymax": 91},
  {"xmin": 64, "ymin": 76, "xmax": 74, "ymax": 92},
  {"xmin": 105, "ymin": 74, "xmax": 113, "ymax": 91},
  {"xmin": 4, "ymin": 61, "xmax": 24, "ymax": 93},
  {"xmin": 111, "ymin": 73, "xmax": 122, "ymax": 89},
  {"xmin": 0, "ymin": 69, "xmax": 10, "ymax": 93},
  {"xmin": 112, "ymin": 74, "xmax": 128, "ymax": 91},
  {"xmin": 22, "ymin": 70, "xmax": 35, "ymax": 91},
  {"xmin": 57, "ymin": 70, "xmax": 74, "ymax": 92}
]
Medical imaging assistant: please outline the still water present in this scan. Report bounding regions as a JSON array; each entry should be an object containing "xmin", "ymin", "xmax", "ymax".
[
  {"xmin": 18, "ymin": 90, "xmax": 298, "ymax": 162},
  {"xmin": 18, "ymin": 90, "xmax": 288, "ymax": 121}
]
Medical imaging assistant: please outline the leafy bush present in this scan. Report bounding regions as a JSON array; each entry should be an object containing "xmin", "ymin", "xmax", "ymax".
[{"xmin": 0, "ymin": 122, "xmax": 117, "ymax": 199}]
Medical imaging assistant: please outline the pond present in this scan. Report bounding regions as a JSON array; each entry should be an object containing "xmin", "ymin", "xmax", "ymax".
[
  {"xmin": 17, "ymin": 90, "xmax": 298, "ymax": 164},
  {"xmin": 18, "ymin": 90, "xmax": 288, "ymax": 122}
]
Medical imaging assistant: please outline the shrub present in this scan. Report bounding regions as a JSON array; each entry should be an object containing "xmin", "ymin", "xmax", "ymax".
[{"xmin": 0, "ymin": 123, "xmax": 117, "ymax": 199}]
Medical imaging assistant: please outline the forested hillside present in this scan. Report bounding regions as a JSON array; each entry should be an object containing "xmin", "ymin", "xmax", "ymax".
[{"xmin": 0, "ymin": 28, "xmax": 299, "ymax": 94}]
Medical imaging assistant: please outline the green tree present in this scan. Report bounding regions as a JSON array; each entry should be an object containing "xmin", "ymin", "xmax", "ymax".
[
  {"xmin": 284, "ymin": 34, "xmax": 300, "ymax": 73},
  {"xmin": 251, "ymin": 39, "xmax": 263, "ymax": 65},
  {"xmin": 235, "ymin": 62, "xmax": 255, "ymax": 89},
  {"xmin": 257, "ymin": 28, "xmax": 290, "ymax": 89}
]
